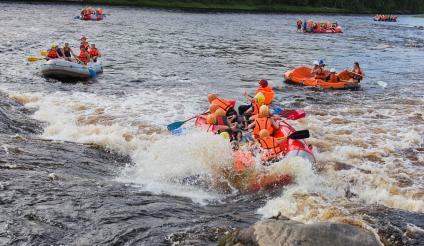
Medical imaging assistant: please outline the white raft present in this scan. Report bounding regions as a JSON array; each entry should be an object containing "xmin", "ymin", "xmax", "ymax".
[{"xmin": 41, "ymin": 59, "xmax": 103, "ymax": 80}]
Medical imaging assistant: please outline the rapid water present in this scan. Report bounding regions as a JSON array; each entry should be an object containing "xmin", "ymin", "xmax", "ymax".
[{"xmin": 1, "ymin": 2, "xmax": 424, "ymax": 245}]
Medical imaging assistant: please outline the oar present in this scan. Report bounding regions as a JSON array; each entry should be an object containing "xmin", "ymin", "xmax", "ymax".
[
  {"xmin": 27, "ymin": 57, "xmax": 44, "ymax": 62},
  {"xmin": 167, "ymin": 111, "xmax": 208, "ymax": 132},
  {"xmin": 272, "ymin": 107, "xmax": 306, "ymax": 120},
  {"xmin": 277, "ymin": 130, "xmax": 310, "ymax": 140}
]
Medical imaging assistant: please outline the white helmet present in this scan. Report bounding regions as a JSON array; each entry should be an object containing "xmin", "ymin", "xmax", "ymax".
[
  {"xmin": 330, "ymin": 68, "xmax": 336, "ymax": 73},
  {"xmin": 313, "ymin": 61, "xmax": 319, "ymax": 66}
]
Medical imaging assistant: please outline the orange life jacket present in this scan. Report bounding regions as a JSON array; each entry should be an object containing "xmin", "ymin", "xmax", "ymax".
[
  {"xmin": 211, "ymin": 98, "xmax": 233, "ymax": 113},
  {"xmin": 89, "ymin": 48, "xmax": 99, "ymax": 57},
  {"xmin": 251, "ymin": 101, "xmax": 260, "ymax": 115},
  {"xmin": 258, "ymin": 136, "xmax": 284, "ymax": 161},
  {"xmin": 256, "ymin": 87, "xmax": 274, "ymax": 105},
  {"xmin": 47, "ymin": 49, "xmax": 59, "ymax": 59},
  {"xmin": 253, "ymin": 117, "xmax": 274, "ymax": 139},
  {"xmin": 79, "ymin": 51, "xmax": 89, "ymax": 62}
]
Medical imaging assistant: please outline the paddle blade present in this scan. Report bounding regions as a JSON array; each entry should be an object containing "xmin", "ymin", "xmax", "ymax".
[
  {"xmin": 279, "ymin": 109, "xmax": 306, "ymax": 120},
  {"xmin": 288, "ymin": 130, "xmax": 310, "ymax": 140},
  {"xmin": 27, "ymin": 57, "xmax": 41, "ymax": 62},
  {"xmin": 167, "ymin": 121, "xmax": 185, "ymax": 131},
  {"xmin": 40, "ymin": 51, "xmax": 47, "ymax": 56}
]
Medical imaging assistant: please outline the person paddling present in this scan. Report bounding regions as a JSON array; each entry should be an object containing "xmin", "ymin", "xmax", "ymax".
[
  {"xmin": 257, "ymin": 129, "xmax": 285, "ymax": 163},
  {"xmin": 347, "ymin": 62, "xmax": 364, "ymax": 82},
  {"xmin": 61, "ymin": 42, "xmax": 76, "ymax": 62},
  {"xmin": 89, "ymin": 43, "xmax": 101, "ymax": 62},
  {"xmin": 315, "ymin": 59, "xmax": 327, "ymax": 80},
  {"xmin": 46, "ymin": 43, "xmax": 60, "ymax": 60},
  {"xmin": 207, "ymin": 93, "xmax": 237, "ymax": 119},
  {"xmin": 247, "ymin": 105, "xmax": 279, "ymax": 140},
  {"xmin": 77, "ymin": 45, "xmax": 90, "ymax": 65}
]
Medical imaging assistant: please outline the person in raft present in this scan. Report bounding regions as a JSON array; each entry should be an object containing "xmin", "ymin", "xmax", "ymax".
[
  {"xmin": 311, "ymin": 60, "xmax": 320, "ymax": 76},
  {"xmin": 80, "ymin": 36, "xmax": 90, "ymax": 51},
  {"xmin": 257, "ymin": 129, "xmax": 285, "ymax": 163},
  {"xmin": 77, "ymin": 45, "xmax": 90, "ymax": 65},
  {"xmin": 46, "ymin": 43, "xmax": 61, "ymax": 60},
  {"xmin": 296, "ymin": 19, "xmax": 303, "ymax": 32},
  {"xmin": 238, "ymin": 79, "xmax": 274, "ymax": 116},
  {"xmin": 346, "ymin": 62, "xmax": 364, "ymax": 82},
  {"xmin": 239, "ymin": 93, "xmax": 265, "ymax": 128},
  {"xmin": 325, "ymin": 68, "xmax": 340, "ymax": 82},
  {"xmin": 89, "ymin": 44, "xmax": 101, "ymax": 62},
  {"xmin": 247, "ymin": 105, "xmax": 280, "ymax": 140},
  {"xmin": 315, "ymin": 59, "xmax": 327, "ymax": 80},
  {"xmin": 61, "ymin": 42, "xmax": 76, "ymax": 62},
  {"xmin": 207, "ymin": 93, "xmax": 237, "ymax": 119}
]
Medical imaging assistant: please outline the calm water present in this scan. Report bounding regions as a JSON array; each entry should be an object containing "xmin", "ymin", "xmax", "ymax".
[{"xmin": 0, "ymin": 2, "xmax": 424, "ymax": 245}]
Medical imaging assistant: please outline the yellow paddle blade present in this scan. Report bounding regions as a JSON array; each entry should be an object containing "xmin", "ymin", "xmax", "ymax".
[
  {"xmin": 27, "ymin": 57, "xmax": 41, "ymax": 62},
  {"xmin": 40, "ymin": 51, "xmax": 47, "ymax": 56}
]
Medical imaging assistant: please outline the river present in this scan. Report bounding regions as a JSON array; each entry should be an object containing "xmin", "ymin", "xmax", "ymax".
[{"xmin": 0, "ymin": 2, "xmax": 424, "ymax": 245}]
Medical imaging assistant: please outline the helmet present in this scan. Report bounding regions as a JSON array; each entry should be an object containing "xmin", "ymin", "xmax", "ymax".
[
  {"xmin": 50, "ymin": 43, "xmax": 57, "ymax": 48},
  {"xmin": 215, "ymin": 108, "xmax": 225, "ymax": 117},
  {"xmin": 254, "ymin": 92, "xmax": 265, "ymax": 104},
  {"xmin": 207, "ymin": 93, "xmax": 217, "ymax": 103},
  {"xmin": 81, "ymin": 36, "xmax": 87, "ymax": 40},
  {"xmin": 209, "ymin": 104, "xmax": 220, "ymax": 113},
  {"xmin": 330, "ymin": 68, "xmax": 336, "ymax": 73},
  {"xmin": 259, "ymin": 105, "xmax": 270, "ymax": 118},
  {"xmin": 220, "ymin": 132, "xmax": 230, "ymax": 140},
  {"xmin": 206, "ymin": 114, "xmax": 216, "ymax": 125},
  {"xmin": 313, "ymin": 61, "xmax": 319, "ymax": 66},
  {"xmin": 259, "ymin": 129, "xmax": 270, "ymax": 138},
  {"xmin": 259, "ymin": 79, "xmax": 268, "ymax": 87},
  {"xmin": 319, "ymin": 59, "xmax": 325, "ymax": 65}
]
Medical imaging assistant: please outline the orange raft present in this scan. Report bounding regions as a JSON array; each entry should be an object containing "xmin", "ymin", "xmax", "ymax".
[
  {"xmin": 284, "ymin": 66, "xmax": 360, "ymax": 89},
  {"xmin": 195, "ymin": 115, "xmax": 315, "ymax": 192}
]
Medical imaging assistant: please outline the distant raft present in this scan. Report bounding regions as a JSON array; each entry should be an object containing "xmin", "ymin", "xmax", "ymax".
[
  {"xmin": 284, "ymin": 66, "xmax": 360, "ymax": 89},
  {"xmin": 41, "ymin": 59, "xmax": 103, "ymax": 81},
  {"xmin": 303, "ymin": 21, "xmax": 343, "ymax": 33},
  {"xmin": 373, "ymin": 15, "xmax": 398, "ymax": 22}
]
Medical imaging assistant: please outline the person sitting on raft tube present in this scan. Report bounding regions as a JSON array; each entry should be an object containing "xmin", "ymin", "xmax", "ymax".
[
  {"xmin": 238, "ymin": 79, "xmax": 274, "ymax": 118},
  {"xmin": 346, "ymin": 62, "xmax": 364, "ymax": 82},
  {"xmin": 247, "ymin": 105, "xmax": 279, "ymax": 140},
  {"xmin": 325, "ymin": 68, "xmax": 340, "ymax": 83},
  {"xmin": 315, "ymin": 59, "xmax": 327, "ymax": 80},
  {"xmin": 77, "ymin": 45, "xmax": 91, "ymax": 65},
  {"xmin": 207, "ymin": 93, "xmax": 237, "ymax": 119},
  {"xmin": 80, "ymin": 36, "xmax": 90, "ymax": 51},
  {"xmin": 61, "ymin": 42, "xmax": 76, "ymax": 62},
  {"xmin": 89, "ymin": 44, "xmax": 101, "ymax": 62},
  {"xmin": 257, "ymin": 129, "xmax": 285, "ymax": 162},
  {"xmin": 46, "ymin": 43, "xmax": 61, "ymax": 60},
  {"xmin": 311, "ymin": 61, "xmax": 320, "ymax": 76}
]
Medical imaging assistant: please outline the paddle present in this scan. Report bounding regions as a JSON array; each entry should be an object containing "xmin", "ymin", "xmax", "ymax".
[
  {"xmin": 272, "ymin": 107, "xmax": 306, "ymax": 120},
  {"xmin": 277, "ymin": 130, "xmax": 310, "ymax": 140},
  {"xmin": 27, "ymin": 57, "xmax": 44, "ymax": 62},
  {"xmin": 167, "ymin": 111, "xmax": 208, "ymax": 132}
]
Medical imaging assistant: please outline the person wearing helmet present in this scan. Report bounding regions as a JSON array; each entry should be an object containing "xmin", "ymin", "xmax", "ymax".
[
  {"xmin": 77, "ymin": 45, "xmax": 90, "ymax": 65},
  {"xmin": 247, "ymin": 105, "xmax": 279, "ymax": 140},
  {"xmin": 89, "ymin": 43, "xmax": 101, "ymax": 62},
  {"xmin": 215, "ymin": 108, "xmax": 243, "ymax": 142},
  {"xmin": 207, "ymin": 93, "xmax": 237, "ymax": 119},
  {"xmin": 46, "ymin": 43, "xmax": 60, "ymax": 60},
  {"xmin": 239, "ymin": 92, "xmax": 265, "ymax": 128},
  {"xmin": 257, "ymin": 129, "xmax": 285, "ymax": 162},
  {"xmin": 311, "ymin": 61, "xmax": 320, "ymax": 76},
  {"xmin": 315, "ymin": 59, "xmax": 327, "ymax": 80},
  {"xmin": 326, "ymin": 68, "xmax": 340, "ymax": 82}
]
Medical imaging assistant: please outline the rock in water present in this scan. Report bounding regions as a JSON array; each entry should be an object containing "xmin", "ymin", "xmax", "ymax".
[{"xmin": 220, "ymin": 219, "xmax": 381, "ymax": 246}]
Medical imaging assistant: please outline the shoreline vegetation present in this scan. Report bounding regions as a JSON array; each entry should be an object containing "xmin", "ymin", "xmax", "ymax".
[{"xmin": 15, "ymin": 0, "xmax": 424, "ymax": 14}]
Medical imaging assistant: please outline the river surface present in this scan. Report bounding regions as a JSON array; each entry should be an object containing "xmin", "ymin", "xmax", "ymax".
[{"xmin": 1, "ymin": 2, "xmax": 424, "ymax": 245}]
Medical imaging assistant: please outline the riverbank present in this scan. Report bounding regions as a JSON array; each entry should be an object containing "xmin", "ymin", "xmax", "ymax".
[{"xmin": 16, "ymin": 0, "xmax": 355, "ymax": 13}]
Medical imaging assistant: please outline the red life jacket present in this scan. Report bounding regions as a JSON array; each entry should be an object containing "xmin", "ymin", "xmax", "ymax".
[
  {"xmin": 47, "ymin": 49, "xmax": 59, "ymax": 59},
  {"xmin": 79, "ymin": 51, "xmax": 89, "ymax": 62},
  {"xmin": 90, "ymin": 48, "xmax": 99, "ymax": 57}
]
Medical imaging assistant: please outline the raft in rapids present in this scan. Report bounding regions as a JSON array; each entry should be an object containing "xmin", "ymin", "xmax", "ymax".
[{"xmin": 195, "ymin": 114, "xmax": 315, "ymax": 192}]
